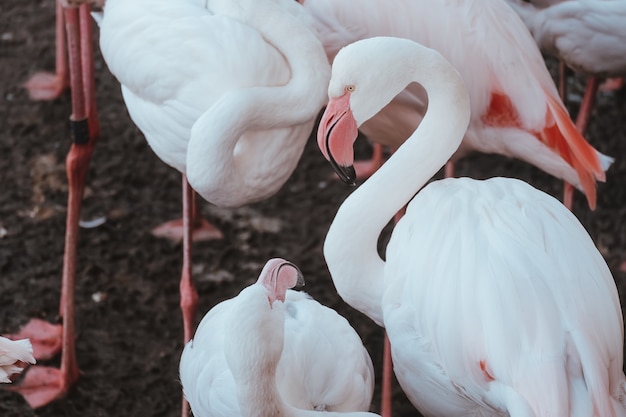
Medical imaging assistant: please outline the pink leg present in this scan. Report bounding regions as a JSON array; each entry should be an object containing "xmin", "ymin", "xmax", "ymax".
[
  {"xmin": 9, "ymin": 4, "xmax": 98, "ymax": 408},
  {"xmin": 380, "ymin": 334, "xmax": 393, "ymax": 417},
  {"xmin": 23, "ymin": 0, "xmax": 69, "ymax": 101},
  {"xmin": 180, "ymin": 175, "xmax": 199, "ymax": 417},
  {"xmin": 444, "ymin": 160, "xmax": 455, "ymax": 178}
]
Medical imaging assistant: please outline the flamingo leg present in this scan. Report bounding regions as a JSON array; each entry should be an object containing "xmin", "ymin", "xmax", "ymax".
[
  {"xmin": 23, "ymin": 0, "xmax": 69, "ymax": 101},
  {"xmin": 380, "ymin": 334, "xmax": 393, "ymax": 417},
  {"xmin": 180, "ymin": 175, "xmax": 199, "ymax": 417},
  {"xmin": 7, "ymin": 4, "xmax": 98, "ymax": 408},
  {"xmin": 444, "ymin": 160, "xmax": 455, "ymax": 178}
]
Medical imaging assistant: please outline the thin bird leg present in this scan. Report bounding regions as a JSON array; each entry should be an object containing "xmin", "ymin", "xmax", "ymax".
[
  {"xmin": 23, "ymin": 0, "xmax": 69, "ymax": 101},
  {"xmin": 180, "ymin": 175, "xmax": 200, "ymax": 344},
  {"xmin": 575, "ymin": 77, "xmax": 600, "ymax": 136},
  {"xmin": 7, "ymin": 4, "xmax": 96, "ymax": 408},
  {"xmin": 444, "ymin": 160, "xmax": 455, "ymax": 178},
  {"xmin": 381, "ymin": 334, "xmax": 393, "ymax": 417},
  {"xmin": 180, "ymin": 175, "xmax": 199, "ymax": 417}
]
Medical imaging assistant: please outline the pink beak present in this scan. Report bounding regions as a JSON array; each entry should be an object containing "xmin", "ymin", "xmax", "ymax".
[{"xmin": 316, "ymin": 93, "xmax": 358, "ymax": 185}]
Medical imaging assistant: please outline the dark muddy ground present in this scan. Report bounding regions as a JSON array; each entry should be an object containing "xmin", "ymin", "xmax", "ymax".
[{"xmin": 1, "ymin": 1, "xmax": 625, "ymax": 417}]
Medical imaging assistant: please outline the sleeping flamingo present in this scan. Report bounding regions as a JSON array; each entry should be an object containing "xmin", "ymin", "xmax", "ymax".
[
  {"xmin": 0, "ymin": 337, "xmax": 35, "ymax": 384},
  {"xmin": 97, "ymin": 0, "xmax": 328, "ymax": 343},
  {"xmin": 318, "ymin": 36, "xmax": 626, "ymax": 417},
  {"xmin": 180, "ymin": 258, "xmax": 377, "ymax": 417},
  {"xmin": 506, "ymin": 0, "xmax": 626, "ymax": 134},
  {"xmin": 99, "ymin": 0, "xmax": 329, "ymax": 414},
  {"xmin": 299, "ymin": 0, "xmax": 613, "ymax": 209}
]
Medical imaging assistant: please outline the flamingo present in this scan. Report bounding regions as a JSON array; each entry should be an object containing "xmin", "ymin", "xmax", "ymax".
[
  {"xmin": 97, "ymin": 0, "xmax": 329, "ymax": 414},
  {"xmin": 317, "ymin": 36, "xmax": 626, "ymax": 417},
  {"xmin": 0, "ymin": 337, "xmax": 35, "ymax": 384},
  {"xmin": 179, "ymin": 258, "xmax": 378, "ymax": 417},
  {"xmin": 506, "ymin": 0, "xmax": 626, "ymax": 134},
  {"xmin": 299, "ymin": 0, "xmax": 613, "ymax": 209}
]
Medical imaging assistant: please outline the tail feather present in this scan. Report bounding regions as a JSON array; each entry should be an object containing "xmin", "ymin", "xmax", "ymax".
[{"xmin": 540, "ymin": 89, "xmax": 609, "ymax": 209}]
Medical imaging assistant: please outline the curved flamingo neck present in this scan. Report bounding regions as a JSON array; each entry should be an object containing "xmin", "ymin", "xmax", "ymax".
[
  {"xmin": 186, "ymin": 0, "xmax": 330, "ymax": 206},
  {"xmin": 324, "ymin": 40, "xmax": 471, "ymax": 326}
]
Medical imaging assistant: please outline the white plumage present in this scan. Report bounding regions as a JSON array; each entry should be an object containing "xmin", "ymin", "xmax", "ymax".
[
  {"xmin": 317, "ymin": 36, "xmax": 626, "ymax": 417},
  {"xmin": 179, "ymin": 259, "xmax": 376, "ymax": 417},
  {"xmin": 98, "ymin": 0, "xmax": 329, "ymax": 207},
  {"xmin": 301, "ymin": 0, "xmax": 612, "ymax": 208}
]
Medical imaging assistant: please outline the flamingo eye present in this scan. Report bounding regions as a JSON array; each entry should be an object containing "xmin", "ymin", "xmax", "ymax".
[{"xmin": 345, "ymin": 85, "xmax": 355, "ymax": 93}]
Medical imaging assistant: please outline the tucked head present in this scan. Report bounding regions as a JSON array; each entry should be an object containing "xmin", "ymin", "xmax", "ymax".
[{"xmin": 257, "ymin": 258, "xmax": 305, "ymax": 306}]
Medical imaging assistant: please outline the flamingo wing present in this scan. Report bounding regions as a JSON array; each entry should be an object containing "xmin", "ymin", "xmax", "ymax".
[{"xmin": 383, "ymin": 177, "xmax": 624, "ymax": 417}]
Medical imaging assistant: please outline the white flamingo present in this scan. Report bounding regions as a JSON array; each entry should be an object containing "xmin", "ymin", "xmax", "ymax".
[
  {"xmin": 97, "ymin": 0, "xmax": 329, "ymax": 342},
  {"xmin": 317, "ymin": 36, "xmax": 626, "ymax": 417},
  {"xmin": 299, "ymin": 0, "xmax": 612, "ymax": 209},
  {"xmin": 506, "ymin": 0, "xmax": 626, "ymax": 134},
  {"xmin": 179, "ymin": 258, "xmax": 377, "ymax": 417},
  {"xmin": 0, "ymin": 337, "xmax": 35, "ymax": 384}
]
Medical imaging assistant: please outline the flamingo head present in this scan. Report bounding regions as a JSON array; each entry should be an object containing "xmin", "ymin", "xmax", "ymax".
[{"xmin": 257, "ymin": 258, "xmax": 304, "ymax": 306}]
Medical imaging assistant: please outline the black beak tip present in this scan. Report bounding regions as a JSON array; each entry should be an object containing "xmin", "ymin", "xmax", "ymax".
[{"xmin": 335, "ymin": 165, "xmax": 357, "ymax": 186}]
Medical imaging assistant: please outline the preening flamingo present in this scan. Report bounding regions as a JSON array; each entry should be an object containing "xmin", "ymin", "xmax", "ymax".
[
  {"xmin": 0, "ymin": 337, "xmax": 35, "ymax": 384},
  {"xmin": 318, "ymin": 36, "xmax": 626, "ymax": 417},
  {"xmin": 179, "ymin": 258, "xmax": 377, "ymax": 417},
  {"xmin": 300, "ymin": 0, "xmax": 613, "ymax": 209},
  {"xmin": 506, "ymin": 0, "xmax": 626, "ymax": 134}
]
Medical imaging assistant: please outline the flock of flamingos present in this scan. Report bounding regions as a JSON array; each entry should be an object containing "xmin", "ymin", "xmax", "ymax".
[{"xmin": 2, "ymin": 0, "xmax": 626, "ymax": 417}]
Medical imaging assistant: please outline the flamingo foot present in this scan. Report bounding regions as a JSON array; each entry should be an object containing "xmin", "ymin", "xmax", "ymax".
[
  {"xmin": 4, "ymin": 365, "xmax": 77, "ymax": 409},
  {"xmin": 22, "ymin": 72, "xmax": 68, "ymax": 101},
  {"xmin": 4, "ymin": 319, "xmax": 62, "ymax": 361},
  {"xmin": 151, "ymin": 218, "xmax": 223, "ymax": 243}
]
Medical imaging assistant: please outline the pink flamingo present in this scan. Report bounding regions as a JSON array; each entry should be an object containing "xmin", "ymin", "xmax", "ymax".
[
  {"xmin": 299, "ymin": 0, "xmax": 613, "ymax": 210},
  {"xmin": 300, "ymin": 1, "xmax": 614, "ymax": 415},
  {"xmin": 318, "ymin": 36, "xmax": 626, "ymax": 417}
]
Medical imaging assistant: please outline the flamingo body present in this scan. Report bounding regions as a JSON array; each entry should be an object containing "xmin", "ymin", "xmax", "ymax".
[
  {"xmin": 318, "ymin": 36, "xmax": 626, "ymax": 417},
  {"xmin": 180, "ymin": 260, "xmax": 375, "ymax": 417},
  {"xmin": 301, "ymin": 0, "xmax": 612, "ymax": 208},
  {"xmin": 99, "ymin": 0, "xmax": 329, "ymax": 206}
]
